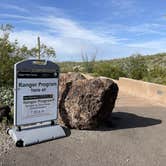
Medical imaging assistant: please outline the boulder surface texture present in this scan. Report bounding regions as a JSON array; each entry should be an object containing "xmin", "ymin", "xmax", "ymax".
[{"xmin": 58, "ymin": 73, "xmax": 119, "ymax": 129}]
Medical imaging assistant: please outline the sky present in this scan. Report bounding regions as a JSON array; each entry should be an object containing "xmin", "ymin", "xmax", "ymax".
[{"xmin": 0, "ymin": 0, "xmax": 166, "ymax": 61}]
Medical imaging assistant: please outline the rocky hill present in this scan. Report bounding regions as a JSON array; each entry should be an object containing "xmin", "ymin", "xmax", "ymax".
[{"xmin": 58, "ymin": 53, "xmax": 166, "ymax": 85}]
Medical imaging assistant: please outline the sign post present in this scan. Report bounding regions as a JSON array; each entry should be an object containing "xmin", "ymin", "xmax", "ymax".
[{"xmin": 8, "ymin": 59, "xmax": 66, "ymax": 146}]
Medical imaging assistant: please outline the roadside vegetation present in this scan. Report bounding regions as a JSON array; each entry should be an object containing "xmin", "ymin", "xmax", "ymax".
[{"xmin": 59, "ymin": 53, "xmax": 166, "ymax": 85}]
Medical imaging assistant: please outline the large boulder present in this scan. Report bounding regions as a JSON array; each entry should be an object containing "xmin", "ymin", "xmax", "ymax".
[
  {"xmin": 59, "ymin": 72, "xmax": 86, "ymax": 101},
  {"xmin": 58, "ymin": 73, "xmax": 119, "ymax": 129}
]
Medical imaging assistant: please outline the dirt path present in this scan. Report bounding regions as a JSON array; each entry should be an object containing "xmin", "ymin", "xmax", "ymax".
[{"xmin": 0, "ymin": 91, "xmax": 166, "ymax": 166}]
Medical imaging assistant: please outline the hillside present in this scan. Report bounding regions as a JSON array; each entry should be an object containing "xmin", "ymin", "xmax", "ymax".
[{"xmin": 58, "ymin": 53, "xmax": 166, "ymax": 85}]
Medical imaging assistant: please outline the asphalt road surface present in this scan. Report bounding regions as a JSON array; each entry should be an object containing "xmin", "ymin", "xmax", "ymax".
[{"xmin": 0, "ymin": 91, "xmax": 166, "ymax": 166}]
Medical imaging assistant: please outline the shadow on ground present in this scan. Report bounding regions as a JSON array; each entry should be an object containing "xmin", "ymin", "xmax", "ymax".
[{"xmin": 97, "ymin": 110, "xmax": 162, "ymax": 131}]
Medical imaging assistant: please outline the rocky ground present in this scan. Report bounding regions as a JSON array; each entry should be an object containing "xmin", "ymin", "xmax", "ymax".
[{"xmin": 0, "ymin": 124, "xmax": 14, "ymax": 157}]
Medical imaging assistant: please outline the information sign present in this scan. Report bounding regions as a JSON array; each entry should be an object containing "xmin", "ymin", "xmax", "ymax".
[{"xmin": 14, "ymin": 60, "xmax": 59, "ymax": 126}]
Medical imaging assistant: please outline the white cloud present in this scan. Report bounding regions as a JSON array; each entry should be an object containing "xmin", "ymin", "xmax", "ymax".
[
  {"xmin": 128, "ymin": 39, "xmax": 166, "ymax": 49},
  {"xmin": 126, "ymin": 23, "xmax": 165, "ymax": 35},
  {"xmin": 37, "ymin": 6, "xmax": 65, "ymax": 17},
  {"xmin": 0, "ymin": 13, "xmax": 32, "ymax": 20},
  {"xmin": 0, "ymin": 4, "xmax": 28, "ymax": 12},
  {"xmin": 3, "ymin": 7, "xmax": 121, "ymax": 61},
  {"xmin": 41, "ymin": 16, "xmax": 118, "ymax": 44},
  {"xmin": 9, "ymin": 30, "xmax": 95, "ymax": 61},
  {"xmin": 0, "ymin": 11, "xmax": 119, "ymax": 44},
  {"xmin": 98, "ymin": 22, "xmax": 166, "ymax": 37}
]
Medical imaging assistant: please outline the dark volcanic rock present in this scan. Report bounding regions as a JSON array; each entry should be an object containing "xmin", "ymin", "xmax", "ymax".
[
  {"xmin": 59, "ymin": 72, "xmax": 86, "ymax": 101},
  {"xmin": 0, "ymin": 105, "xmax": 11, "ymax": 122},
  {"xmin": 58, "ymin": 73, "xmax": 119, "ymax": 129}
]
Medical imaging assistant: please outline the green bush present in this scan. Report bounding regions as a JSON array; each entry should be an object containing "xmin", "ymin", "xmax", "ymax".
[
  {"xmin": 81, "ymin": 49, "xmax": 96, "ymax": 73},
  {"xmin": 122, "ymin": 54, "xmax": 148, "ymax": 80},
  {"xmin": 0, "ymin": 86, "xmax": 14, "ymax": 106},
  {"xmin": 1, "ymin": 109, "xmax": 13, "ymax": 126},
  {"xmin": 0, "ymin": 87, "xmax": 14, "ymax": 125},
  {"xmin": 143, "ymin": 66, "xmax": 166, "ymax": 85},
  {"xmin": 94, "ymin": 62, "xmax": 126, "ymax": 79}
]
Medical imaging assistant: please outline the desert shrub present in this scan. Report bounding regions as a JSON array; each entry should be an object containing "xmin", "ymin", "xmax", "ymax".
[
  {"xmin": 58, "ymin": 62, "xmax": 81, "ymax": 73},
  {"xmin": 144, "ymin": 65, "xmax": 166, "ymax": 85},
  {"xmin": 0, "ymin": 56, "xmax": 22, "ymax": 86},
  {"xmin": 94, "ymin": 62, "xmax": 126, "ymax": 79},
  {"xmin": 122, "ymin": 54, "xmax": 148, "ymax": 80},
  {"xmin": 0, "ymin": 87, "xmax": 14, "ymax": 125},
  {"xmin": 0, "ymin": 86, "xmax": 14, "ymax": 106},
  {"xmin": 1, "ymin": 112, "xmax": 13, "ymax": 126},
  {"xmin": 81, "ymin": 49, "xmax": 97, "ymax": 73}
]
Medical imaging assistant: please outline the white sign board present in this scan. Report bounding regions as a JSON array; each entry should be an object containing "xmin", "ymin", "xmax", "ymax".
[{"xmin": 14, "ymin": 60, "xmax": 59, "ymax": 126}]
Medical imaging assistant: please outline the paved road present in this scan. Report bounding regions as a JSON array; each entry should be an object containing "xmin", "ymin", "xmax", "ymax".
[{"xmin": 0, "ymin": 92, "xmax": 166, "ymax": 166}]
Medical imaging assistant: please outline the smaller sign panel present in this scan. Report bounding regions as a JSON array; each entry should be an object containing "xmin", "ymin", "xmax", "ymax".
[{"xmin": 14, "ymin": 60, "xmax": 59, "ymax": 126}]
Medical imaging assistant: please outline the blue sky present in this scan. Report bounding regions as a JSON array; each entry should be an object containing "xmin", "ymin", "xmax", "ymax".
[{"xmin": 0, "ymin": 0, "xmax": 166, "ymax": 61}]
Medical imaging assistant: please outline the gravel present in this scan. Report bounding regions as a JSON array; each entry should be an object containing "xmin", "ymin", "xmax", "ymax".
[{"xmin": 0, "ymin": 124, "xmax": 14, "ymax": 157}]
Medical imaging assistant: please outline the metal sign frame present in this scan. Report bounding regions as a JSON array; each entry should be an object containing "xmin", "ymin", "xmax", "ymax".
[{"xmin": 14, "ymin": 59, "xmax": 59, "ymax": 126}]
